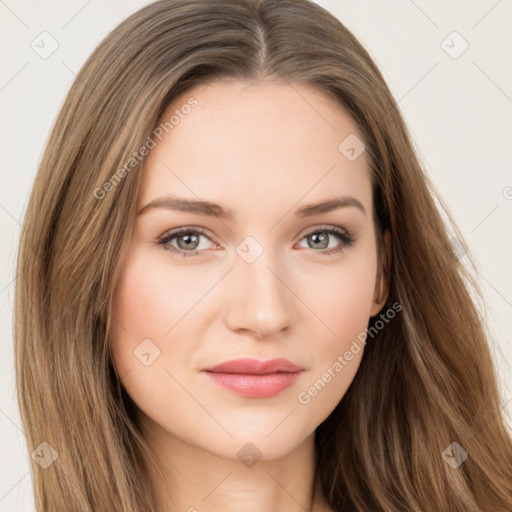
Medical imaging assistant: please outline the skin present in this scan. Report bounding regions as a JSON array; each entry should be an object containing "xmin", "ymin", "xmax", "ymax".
[{"xmin": 111, "ymin": 78, "xmax": 391, "ymax": 512}]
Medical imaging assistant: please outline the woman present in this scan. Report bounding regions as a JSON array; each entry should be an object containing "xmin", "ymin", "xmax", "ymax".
[{"xmin": 14, "ymin": 0, "xmax": 512, "ymax": 511}]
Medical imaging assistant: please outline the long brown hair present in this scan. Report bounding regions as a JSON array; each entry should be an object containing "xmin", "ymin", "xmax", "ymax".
[{"xmin": 14, "ymin": 0, "xmax": 512, "ymax": 510}]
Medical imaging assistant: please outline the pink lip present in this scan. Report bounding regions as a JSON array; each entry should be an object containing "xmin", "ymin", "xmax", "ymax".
[{"xmin": 202, "ymin": 358, "xmax": 304, "ymax": 398}]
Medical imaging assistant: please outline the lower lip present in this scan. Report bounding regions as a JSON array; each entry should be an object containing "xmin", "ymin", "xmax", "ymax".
[{"xmin": 204, "ymin": 371, "xmax": 303, "ymax": 398}]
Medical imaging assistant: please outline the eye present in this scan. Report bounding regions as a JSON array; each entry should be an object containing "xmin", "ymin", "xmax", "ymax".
[
  {"xmin": 157, "ymin": 227, "xmax": 216, "ymax": 257},
  {"xmin": 296, "ymin": 226, "xmax": 355, "ymax": 255},
  {"xmin": 157, "ymin": 225, "xmax": 355, "ymax": 258}
]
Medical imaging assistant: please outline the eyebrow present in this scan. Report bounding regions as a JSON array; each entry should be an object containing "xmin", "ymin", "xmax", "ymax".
[{"xmin": 137, "ymin": 195, "xmax": 366, "ymax": 219}]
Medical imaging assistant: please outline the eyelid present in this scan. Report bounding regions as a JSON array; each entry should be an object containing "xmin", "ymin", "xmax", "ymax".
[
  {"xmin": 158, "ymin": 226, "xmax": 214, "ymax": 241},
  {"xmin": 297, "ymin": 224, "xmax": 350, "ymax": 241}
]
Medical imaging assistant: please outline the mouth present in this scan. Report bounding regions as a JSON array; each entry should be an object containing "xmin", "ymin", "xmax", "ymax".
[{"xmin": 202, "ymin": 358, "xmax": 304, "ymax": 398}]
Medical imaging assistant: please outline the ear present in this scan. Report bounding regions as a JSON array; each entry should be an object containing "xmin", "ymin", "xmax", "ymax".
[{"xmin": 370, "ymin": 228, "xmax": 392, "ymax": 317}]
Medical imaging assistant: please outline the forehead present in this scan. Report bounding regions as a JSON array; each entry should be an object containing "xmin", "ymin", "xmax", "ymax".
[{"xmin": 139, "ymin": 79, "xmax": 371, "ymax": 218}]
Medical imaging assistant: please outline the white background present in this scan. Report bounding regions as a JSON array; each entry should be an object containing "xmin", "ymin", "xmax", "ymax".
[{"xmin": 1, "ymin": 0, "xmax": 511, "ymax": 509}]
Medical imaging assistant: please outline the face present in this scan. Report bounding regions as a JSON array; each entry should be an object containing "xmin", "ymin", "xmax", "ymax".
[{"xmin": 111, "ymin": 79, "xmax": 389, "ymax": 462}]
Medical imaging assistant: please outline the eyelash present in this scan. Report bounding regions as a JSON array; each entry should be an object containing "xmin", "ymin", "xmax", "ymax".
[{"xmin": 156, "ymin": 225, "xmax": 355, "ymax": 258}]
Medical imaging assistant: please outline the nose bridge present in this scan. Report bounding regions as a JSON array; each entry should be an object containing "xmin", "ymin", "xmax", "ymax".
[{"xmin": 224, "ymin": 238, "xmax": 296, "ymax": 337}]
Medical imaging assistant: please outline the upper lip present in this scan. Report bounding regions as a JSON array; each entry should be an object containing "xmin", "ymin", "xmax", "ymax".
[{"xmin": 203, "ymin": 358, "xmax": 303, "ymax": 375}]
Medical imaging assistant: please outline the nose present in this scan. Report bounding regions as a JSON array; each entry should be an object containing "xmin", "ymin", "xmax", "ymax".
[{"xmin": 223, "ymin": 249, "xmax": 297, "ymax": 339}]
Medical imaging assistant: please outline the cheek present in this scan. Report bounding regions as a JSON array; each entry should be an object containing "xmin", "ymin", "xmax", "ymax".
[
  {"xmin": 110, "ymin": 248, "xmax": 209, "ymax": 423},
  {"xmin": 110, "ymin": 248, "xmax": 183, "ymax": 375},
  {"xmin": 293, "ymin": 252, "xmax": 377, "ymax": 411},
  {"xmin": 111, "ymin": 246, "xmax": 212, "ymax": 343},
  {"xmin": 306, "ymin": 251, "xmax": 377, "ymax": 343},
  {"xmin": 110, "ymin": 245, "xmax": 222, "ymax": 390}
]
